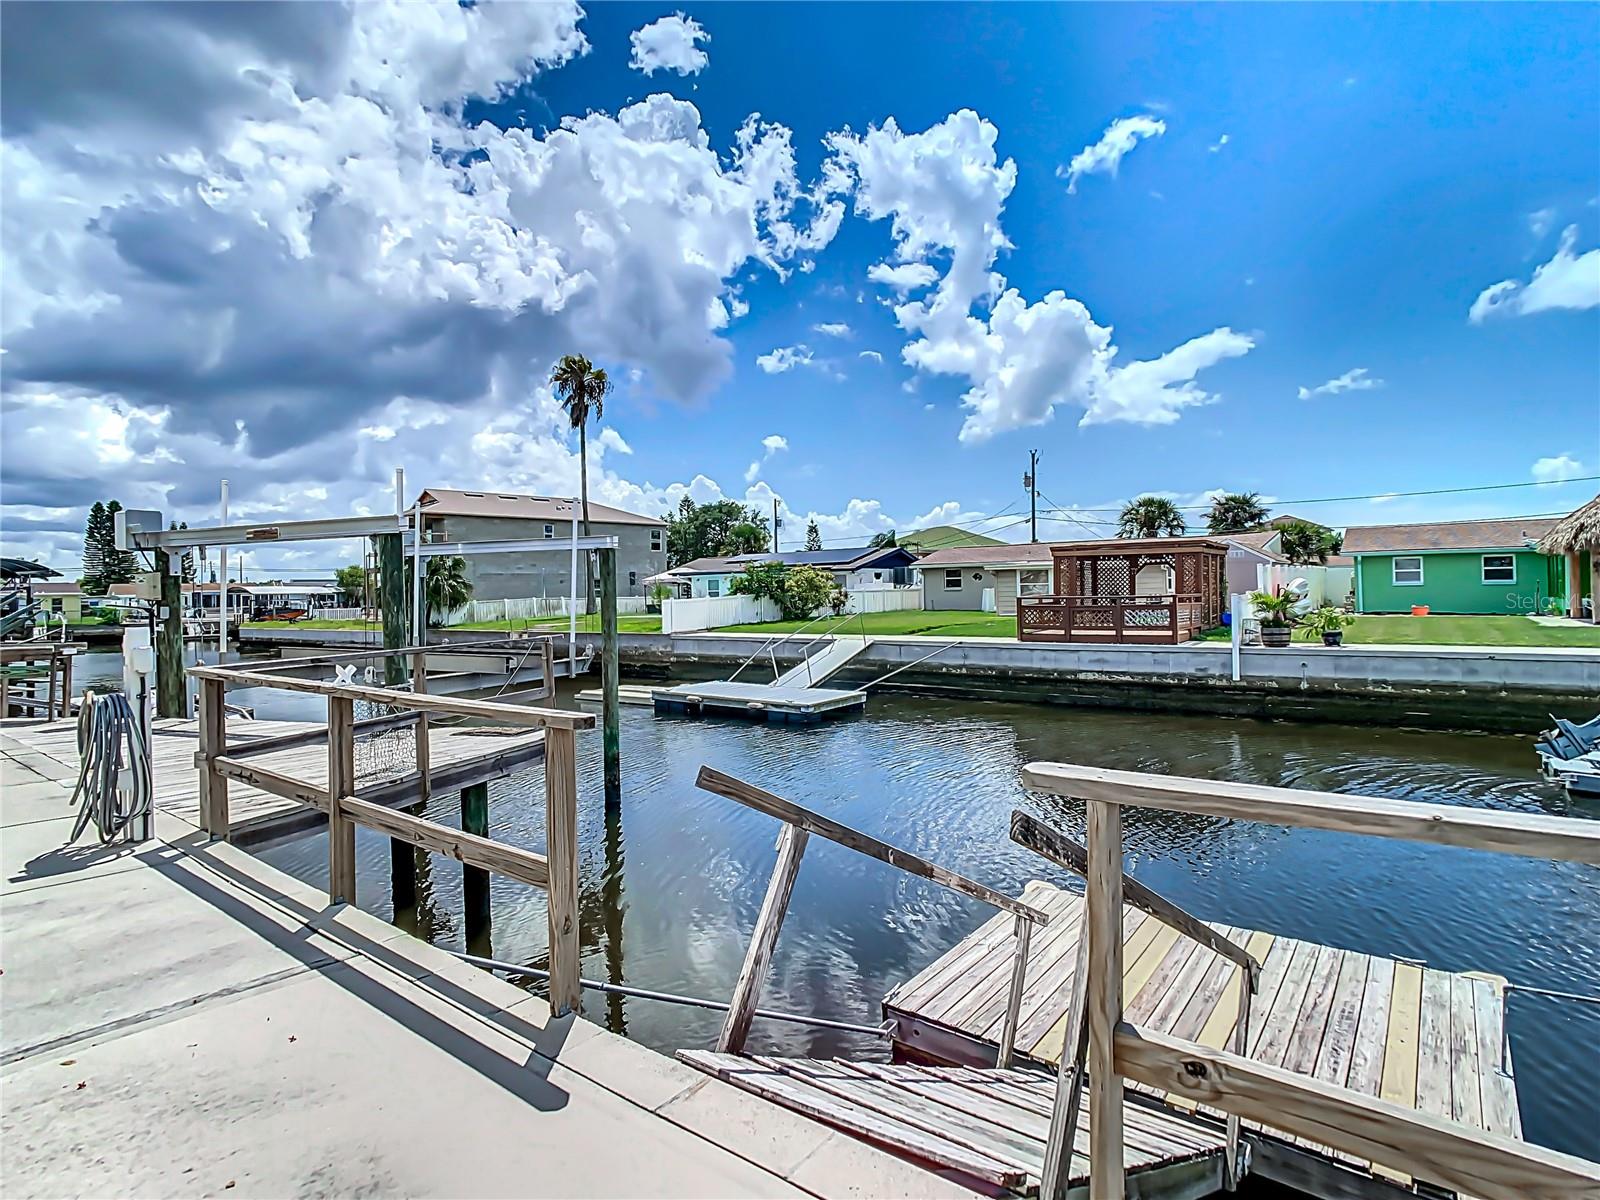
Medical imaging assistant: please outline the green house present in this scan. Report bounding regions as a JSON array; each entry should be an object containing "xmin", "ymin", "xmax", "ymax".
[{"xmin": 1345, "ymin": 516, "xmax": 1566, "ymax": 615}]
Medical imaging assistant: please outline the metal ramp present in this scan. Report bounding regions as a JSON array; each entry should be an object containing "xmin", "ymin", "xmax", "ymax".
[
  {"xmin": 771, "ymin": 634, "xmax": 871, "ymax": 688},
  {"xmin": 678, "ymin": 1053, "xmax": 1226, "ymax": 1196}
]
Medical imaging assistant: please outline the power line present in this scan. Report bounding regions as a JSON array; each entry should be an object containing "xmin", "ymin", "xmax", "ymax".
[{"xmin": 1045, "ymin": 476, "xmax": 1600, "ymax": 515}]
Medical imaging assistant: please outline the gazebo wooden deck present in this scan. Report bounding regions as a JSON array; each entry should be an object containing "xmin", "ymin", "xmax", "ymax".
[{"xmin": 1017, "ymin": 537, "xmax": 1227, "ymax": 645}]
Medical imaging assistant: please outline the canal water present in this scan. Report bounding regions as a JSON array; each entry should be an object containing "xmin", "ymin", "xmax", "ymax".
[{"xmin": 71, "ymin": 649, "xmax": 1599, "ymax": 1159}]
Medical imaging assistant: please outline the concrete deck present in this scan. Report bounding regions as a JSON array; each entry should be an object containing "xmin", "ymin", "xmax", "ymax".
[{"xmin": 0, "ymin": 731, "xmax": 980, "ymax": 1199}]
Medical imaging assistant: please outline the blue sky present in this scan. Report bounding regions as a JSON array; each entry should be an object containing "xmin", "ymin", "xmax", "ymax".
[{"xmin": 1, "ymin": 2, "xmax": 1596, "ymax": 569}]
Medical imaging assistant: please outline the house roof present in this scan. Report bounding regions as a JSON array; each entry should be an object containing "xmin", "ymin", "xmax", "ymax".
[
  {"xmin": 1049, "ymin": 536, "xmax": 1230, "ymax": 557},
  {"xmin": 1220, "ymin": 530, "xmax": 1285, "ymax": 560},
  {"xmin": 669, "ymin": 546, "xmax": 916, "ymax": 574},
  {"xmin": 1537, "ymin": 493, "xmax": 1600, "ymax": 555},
  {"xmin": 416, "ymin": 487, "xmax": 662, "ymax": 527},
  {"xmin": 1343, "ymin": 516, "xmax": 1560, "ymax": 554},
  {"xmin": 913, "ymin": 543, "xmax": 1055, "ymax": 569},
  {"xmin": 33, "ymin": 581, "xmax": 83, "ymax": 595}
]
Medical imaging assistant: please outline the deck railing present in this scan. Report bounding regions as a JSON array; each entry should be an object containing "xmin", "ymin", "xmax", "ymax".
[
  {"xmin": 187, "ymin": 640, "xmax": 592, "ymax": 1016},
  {"xmin": 1017, "ymin": 593, "xmax": 1207, "ymax": 643},
  {"xmin": 1019, "ymin": 762, "xmax": 1600, "ymax": 1200},
  {"xmin": 696, "ymin": 765, "xmax": 1052, "ymax": 1063}
]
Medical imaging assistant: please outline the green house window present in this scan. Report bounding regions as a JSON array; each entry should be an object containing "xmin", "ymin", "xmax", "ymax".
[
  {"xmin": 1482, "ymin": 554, "xmax": 1515, "ymax": 584},
  {"xmin": 1392, "ymin": 557, "xmax": 1424, "ymax": 586}
]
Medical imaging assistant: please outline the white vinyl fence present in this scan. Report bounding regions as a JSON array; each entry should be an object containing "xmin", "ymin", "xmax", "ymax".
[
  {"xmin": 1256, "ymin": 563, "xmax": 1355, "ymax": 610},
  {"xmin": 441, "ymin": 595, "xmax": 648, "ymax": 627},
  {"xmin": 662, "ymin": 595, "xmax": 780, "ymax": 633},
  {"xmin": 662, "ymin": 587, "xmax": 922, "ymax": 634}
]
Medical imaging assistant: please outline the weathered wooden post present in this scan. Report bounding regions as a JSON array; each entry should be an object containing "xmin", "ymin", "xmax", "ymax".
[
  {"xmin": 717, "ymin": 824, "xmax": 809, "ymax": 1053},
  {"xmin": 327, "ymin": 695, "xmax": 357, "ymax": 905},
  {"xmin": 1085, "ymin": 798, "xmax": 1125, "ymax": 1200},
  {"xmin": 544, "ymin": 723, "xmax": 582, "ymax": 1016},
  {"xmin": 597, "ymin": 546, "xmax": 621, "ymax": 808},
  {"xmin": 154, "ymin": 549, "xmax": 185, "ymax": 718},
  {"xmin": 197, "ymin": 676, "xmax": 229, "ymax": 837},
  {"xmin": 460, "ymin": 781, "xmax": 491, "ymax": 943},
  {"xmin": 376, "ymin": 533, "xmax": 408, "ymax": 686}
]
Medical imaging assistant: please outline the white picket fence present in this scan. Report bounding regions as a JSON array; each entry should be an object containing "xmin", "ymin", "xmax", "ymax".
[
  {"xmin": 662, "ymin": 587, "xmax": 921, "ymax": 634},
  {"xmin": 440, "ymin": 595, "xmax": 648, "ymax": 626}
]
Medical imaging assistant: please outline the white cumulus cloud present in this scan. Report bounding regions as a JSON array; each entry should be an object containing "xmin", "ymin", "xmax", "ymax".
[
  {"xmin": 1470, "ymin": 225, "xmax": 1600, "ymax": 322},
  {"xmin": 1058, "ymin": 114, "xmax": 1166, "ymax": 194},
  {"xmin": 756, "ymin": 345, "xmax": 813, "ymax": 373},
  {"xmin": 811, "ymin": 322, "xmax": 852, "ymax": 338},
  {"xmin": 744, "ymin": 433, "xmax": 789, "ymax": 482},
  {"xmin": 628, "ymin": 13, "xmax": 710, "ymax": 77},
  {"xmin": 1532, "ymin": 454, "xmax": 1587, "ymax": 484},
  {"xmin": 1297, "ymin": 367, "xmax": 1384, "ymax": 399}
]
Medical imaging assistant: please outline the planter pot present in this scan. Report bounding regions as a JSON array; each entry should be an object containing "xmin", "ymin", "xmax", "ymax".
[
  {"xmin": 1260, "ymin": 625, "xmax": 1292, "ymax": 648},
  {"xmin": 1410, "ymin": 605, "xmax": 1430, "ymax": 617},
  {"xmin": 1322, "ymin": 630, "xmax": 1344, "ymax": 647}
]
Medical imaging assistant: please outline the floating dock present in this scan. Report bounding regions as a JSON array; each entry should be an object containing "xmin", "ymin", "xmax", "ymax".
[
  {"xmin": 0, "ymin": 715, "xmax": 545, "ymax": 844},
  {"xmin": 884, "ymin": 880, "xmax": 1523, "ymax": 1195},
  {"xmin": 652, "ymin": 634, "xmax": 871, "ymax": 723}
]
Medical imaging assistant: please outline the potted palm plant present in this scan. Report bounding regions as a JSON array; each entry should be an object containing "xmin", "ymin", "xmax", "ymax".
[
  {"xmin": 1300, "ymin": 605, "xmax": 1355, "ymax": 647},
  {"xmin": 1248, "ymin": 588, "xmax": 1298, "ymax": 647}
]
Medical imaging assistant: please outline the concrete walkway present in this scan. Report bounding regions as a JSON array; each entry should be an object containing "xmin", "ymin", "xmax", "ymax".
[{"xmin": 1, "ymin": 731, "xmax": 978, "ymax": 1199}]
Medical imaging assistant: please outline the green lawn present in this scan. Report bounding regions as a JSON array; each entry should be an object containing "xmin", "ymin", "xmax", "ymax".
[
  {"xmin": 711, "ymin": 610, "xmax": 1020, "ymax": 638},
  {"xmin": 1199, "ymin": 614, "xmax": 1600, "ymax": 648}
]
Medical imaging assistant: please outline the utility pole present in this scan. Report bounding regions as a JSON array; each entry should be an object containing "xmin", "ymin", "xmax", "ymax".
[
  {"xmin": 1024, "ymin": 449, "xmax": 1040, "ymax": 542},
  {"xmin": 772, "ymin": 498, "xmax": 782, "ymax": 554}
]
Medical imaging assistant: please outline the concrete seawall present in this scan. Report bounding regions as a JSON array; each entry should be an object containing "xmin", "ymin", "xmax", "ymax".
[{"xmin": 241, "ymin": 627, "xmax": 1596, "ymax": 733}]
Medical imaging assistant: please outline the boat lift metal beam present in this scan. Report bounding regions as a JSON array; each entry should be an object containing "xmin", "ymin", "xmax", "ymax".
[
  {"xmin": 406, "ymin": 535, "xmax": 618, "ymax": 558},
  {"xmin": 127, "ymin": 513, "xmax": 407, "ymax": 551}
]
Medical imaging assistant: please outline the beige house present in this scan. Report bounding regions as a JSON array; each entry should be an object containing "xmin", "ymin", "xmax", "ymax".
[{"xmin": 915, "ymin": 544, "xmax": 1054, "ymax": 615}]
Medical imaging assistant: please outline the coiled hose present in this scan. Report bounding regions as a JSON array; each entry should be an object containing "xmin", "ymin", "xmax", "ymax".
[{"xmin": 69, "ymin": 689, "xmax": 152, "ymax": 844}]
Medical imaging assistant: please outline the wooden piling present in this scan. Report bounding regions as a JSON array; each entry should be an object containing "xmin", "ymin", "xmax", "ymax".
[
  {"xmin": 1086, "ymin": 799, "xmax": 1125, "ymax": 1200},
  {"xmin": 718, "ymin": 824, "xmax": 809, "ymax": 1053},
  {"xmin": 377, "ymin": 533, "xmax": 408, "ymax": 687},
  {"xmin": 598, "ymin": 546, "xmax": 621, "ymax": 808},
  {"xmin": 327, "ymin": 695, "xmax": 357, "ymax": 905},
  {"xmin": 544, "ymin": 725, "xmax": 582, "ymax": 1016},
  {"xmin": 460, "ymin": 781, "xmax": 490, "ymax": 941},
  {"xmin": 197, "ymin": 675, "xmax": 229, "ymax": 837},
  {"xmin": 154, "ymin": 549, "xmax": 185, "ymax": 718}
]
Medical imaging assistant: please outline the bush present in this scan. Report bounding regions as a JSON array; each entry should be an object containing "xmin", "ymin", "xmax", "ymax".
[{"xmin": 729, "ymin": 562, "xmax": 838, "ymax": 621}]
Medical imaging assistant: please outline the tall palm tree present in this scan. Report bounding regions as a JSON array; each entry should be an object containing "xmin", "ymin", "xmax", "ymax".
[
  {"xmin": 1117, "ymin": 496, "xmax": 1187, "ymax": 538},
  {"xmin": 423, "ymin": 556, "xmax": 473, "ymax": 627},
  {"xmin": 1204, "ymin": 491, "xmax": 1270, "ymax": 534},
  {"xmin": 550, "ymin": 354, "xmax": 612, "ymax": 614}
]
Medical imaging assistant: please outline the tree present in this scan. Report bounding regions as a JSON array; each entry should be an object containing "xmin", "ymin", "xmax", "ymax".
[
  {"xmin": 1278, "ymin": 520, "xmax": 1343, "ymax": 565},
  {"xmin": 422, "ymin": 555, "xmax": 473, "ymax": 626},
  {"xmin": 869, "ymin": 529, "xmax": 898, "ymax": 548},
  {"xmin": 334, "ymin": 564, "xmax": 367, "ymax": 605},
  {"xmin": 722, "ymin": 521, "xmax": 771, "ymax": 556},
  {"xmin": 1205, "ymin": 492, "xmax": 1270, "ymax": 534},
  {"xmin": 1117, "ymin": 496, "xmax": 1186, "ymax": 538},
  {"xmin": 662, "ymin": 497, "xmax": 770, "ymax": 566},
  {"xmin": 81, "ymin": 501, "xmax": 109, "ymax": 594},
  {"xmin": 550, "ymin": 353, "xmax": 612, "ymax": 614},
  {"xmin": 804, "ymin": 520, "xmax": 822, "ymax": 551}
]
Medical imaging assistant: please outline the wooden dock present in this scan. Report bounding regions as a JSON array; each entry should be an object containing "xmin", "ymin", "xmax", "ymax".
[
  {"xmin": 0, "ymin": 715, "xmax": 544, "ymax": 843},
  {"xmin": 653, "ymin": 680, "xmax": 867, "ymax": 722},
  {"xmin": 885, "ymin": 879, "xmax": 1523, "ymax": 1192}
]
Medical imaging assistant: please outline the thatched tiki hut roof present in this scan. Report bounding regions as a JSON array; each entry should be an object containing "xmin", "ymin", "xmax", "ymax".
[{"xmin": 1538, "ymin": 494, "xmax": 1600, "ymax": 554}]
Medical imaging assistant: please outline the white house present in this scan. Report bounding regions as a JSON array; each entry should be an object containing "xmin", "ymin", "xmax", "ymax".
[{"xmin": 662, "ymin": 546, "xmax": 919, "ymax": 599}]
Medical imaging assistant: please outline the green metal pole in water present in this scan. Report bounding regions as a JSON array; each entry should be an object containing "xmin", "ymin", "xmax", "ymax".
[
  {"xmin": 154, "ymin": 549, "xmax": 185, "ymax": 718},
  {"xmin": 598, "ymin": 546, "xmax": 621, "ymax": 809},
  {"xmin": 460, "ymin": 782, "xmax": 490, "ymax": 942}
]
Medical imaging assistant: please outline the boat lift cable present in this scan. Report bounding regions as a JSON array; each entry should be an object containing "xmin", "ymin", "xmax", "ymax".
[
  {"xmin": 67, "ymin": 690, "xmax": 152, "ymax": 845},
  {"xmin": 858, "ymin": 639, "xmax": 967, "ymax": 690},
  {"xmin": 449, "ymin": 950, "xmax": 895, "ymax": 1039}
]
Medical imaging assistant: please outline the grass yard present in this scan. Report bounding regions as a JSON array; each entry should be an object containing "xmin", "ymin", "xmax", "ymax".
[
  {"xmin": 1197, "ymin": 614, "xmax": 1600, "ymax": 648},
  {"xmin": 711, "ymin": 609, "xmax": 1019, "ymax": 638}
]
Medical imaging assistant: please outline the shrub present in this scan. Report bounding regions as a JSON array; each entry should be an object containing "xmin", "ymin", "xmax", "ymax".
[{"xmin": 729, "ymin": 562, "xmax": 838, "ymax": 621}]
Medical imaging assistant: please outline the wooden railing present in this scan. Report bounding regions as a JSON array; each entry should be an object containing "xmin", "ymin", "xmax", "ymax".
[
  {"xmin": 1017, "ymin": 594, "xmax": 1207, "ymax": 643},
  {"xmin": 188, "ymin": 646, "xmax": 593, "ymax": 1016},
  {"xmin": 1019, "ymin": 762, "xmax": 1600, "ymax": 1200},
  {"xmin": 696, "ymin": 766, "xmax": 1051, "ymax": 1062}
]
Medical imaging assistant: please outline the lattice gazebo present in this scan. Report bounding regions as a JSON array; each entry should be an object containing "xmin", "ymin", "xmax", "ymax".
[{"xmin": 1017, "ymin": 537, "xmax": 1228, "ymax": 644}]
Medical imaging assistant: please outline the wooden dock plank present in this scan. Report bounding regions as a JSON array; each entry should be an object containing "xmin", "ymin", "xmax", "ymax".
[{"xmin": 883, "ymin": 881, "xmax": 1531, "ymax": 1194}]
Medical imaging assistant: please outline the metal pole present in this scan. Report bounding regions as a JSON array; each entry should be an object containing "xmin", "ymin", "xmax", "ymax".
[
  {"xmin": 411, "ymin": 502, "xmax": 424, "ymax": 648},
  {"xmin": 1231, "ymin": 593, "xmax": 1244, "ymax": 682},
  {"xmin": 568, "ymin": 498, "xmax": 579, "ymax": 672},
  {"xmin": 599, "ymin": 547, "xmax": 620, "ymax": 809},
  {"xmin": 772, "ymin": 498, "xmax": 780, "ymax": 553},
  {"xmin": 217, "ymin": 479, "xmax": 228, "ymax": 657}
]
